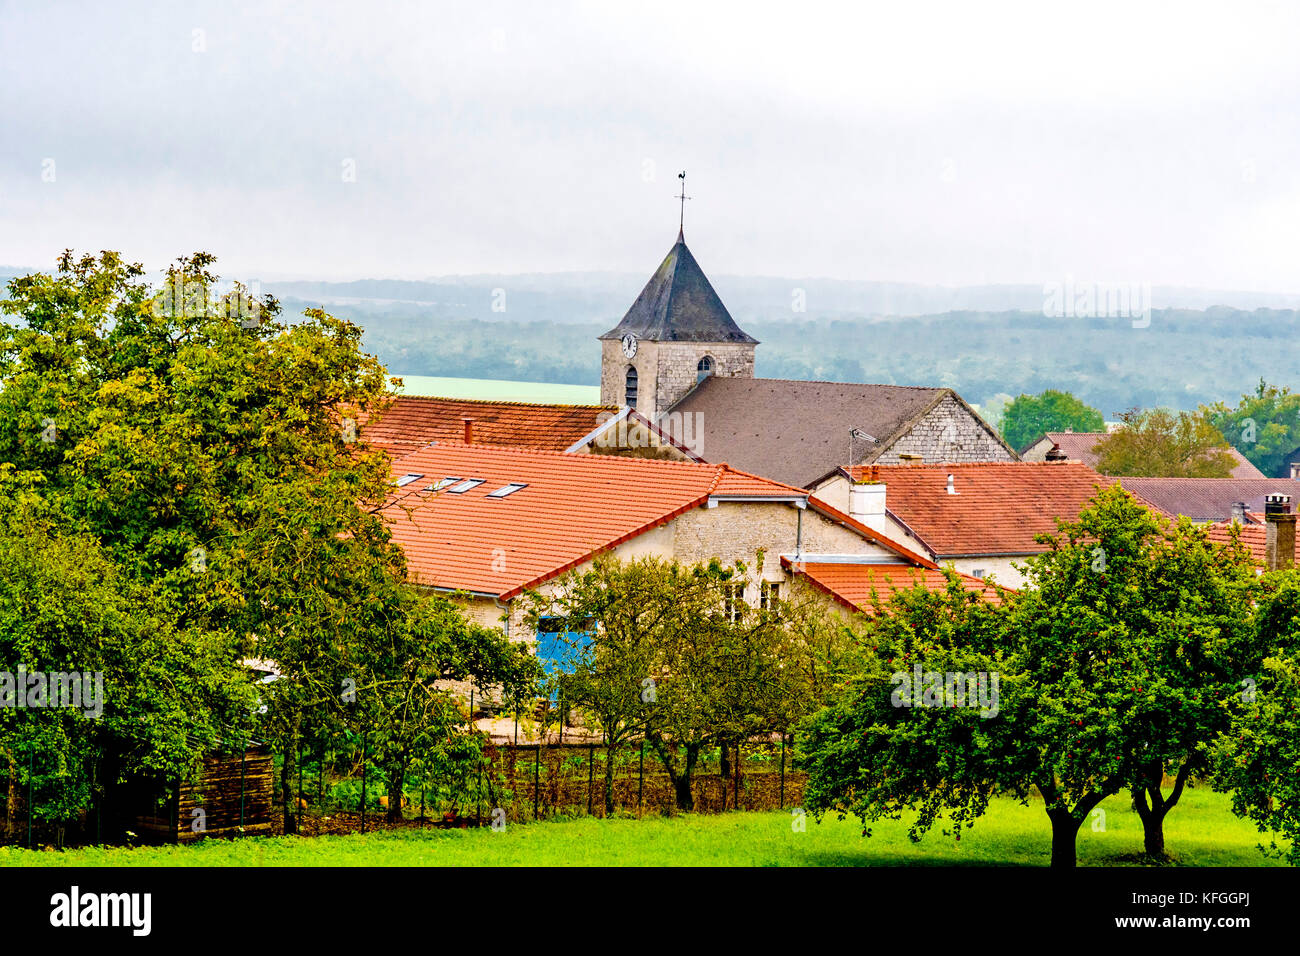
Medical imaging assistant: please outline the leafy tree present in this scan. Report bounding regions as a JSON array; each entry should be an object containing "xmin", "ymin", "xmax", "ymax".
[
  {"xmin": 1210, "ymin": 569, "xmax": 1300, "ymax": 864},
  {"xmin": 1013, "ymin": 493, "xmax": 1258, "ymax": 860},
  {"xmin": 0, "ymin": 465, "xmax": 254, "ymax": 839},
  {"xmin": 645, "ymin": 564, "xmax": 803, "ymax": 810},
  {"xmin": 526, "ymin": 555, "xmax": 808, "ymax": 813},
  {"xmin": 347, "ymin": 588, "xmax": 539, "ymax": 823},
  {"xmin": 1, "ymin": 251, "xmax": 521, "ymax": 834},
  {"xmin": 798, "ymin": 574, "xmax": 1012, "ymax": 844},
  {"xmin": 801, "ymin": 487, "xmax": 1260, "ymax": 866},
  {"xmin": 998, "ymin": 390, "xmax": 1105, "ymax": 452},
  {"xmin": 1204, "ymin": 380, "xmax": 1300, "ymax": 477},
  {"xmin": 1094, "ymin": 407, "xmax": 1237, "ymax": 477}
]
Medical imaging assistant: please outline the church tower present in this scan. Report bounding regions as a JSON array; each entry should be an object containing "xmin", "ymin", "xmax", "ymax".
[{"xmin": 599, "ymin": 230, "xmax": 758, "ymax": 421}]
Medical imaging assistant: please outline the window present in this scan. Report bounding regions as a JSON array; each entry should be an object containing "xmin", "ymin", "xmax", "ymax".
[
  {"xmin": 395, "ymin": 473, "xmax": 424, "ymax": 487},
  {"xmin": 971, "ymin": 568, "xmax": 986, "ymax": 579},
  {"xmin": 697, "ymin": 355, "xmax": 715, "ymax": 382},
  {"xmin": 427, "ymin": 476, "xmax": 461, "ymax": 491},
  {"xmin": 759, "ymin": 580, "xmax": 779, "ymax": 610},
  {"xmin": 446, "ymin": 478, "xmax": 485, "ymax": 494},
  {"xmin": 486, "ymin": 482, "xmax": 528, "ymax": 498},
  {"xmin": 723, "ymin": 583, "xmax": 746, "ymax": 623},
  {"xmin": 625, "ymin": 365, "xmax": 638, "ymax": 406}
]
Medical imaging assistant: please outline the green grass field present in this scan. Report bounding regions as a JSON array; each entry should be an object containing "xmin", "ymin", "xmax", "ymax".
[
  {"xmin": 1, "ymin": 787, "xmax": 1285, "ymax": 867},
  {"xmin": 390, "ymin": 374, "xmax": 601, "ymax": 404}
]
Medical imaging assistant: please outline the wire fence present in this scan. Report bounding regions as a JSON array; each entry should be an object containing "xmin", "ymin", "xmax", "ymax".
[
  {"xmin": 279, "ymin": 733, "xmax": 807, "ymax": 834},
  {"xmin": 3, "ymin": 730, "xmax": 808, "ymax": 847}
]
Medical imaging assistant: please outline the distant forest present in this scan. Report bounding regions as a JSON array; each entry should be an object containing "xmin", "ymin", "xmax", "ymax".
[{"xmin": 316, "ymin": 299, "xmax": 1300, "ymax": 416}]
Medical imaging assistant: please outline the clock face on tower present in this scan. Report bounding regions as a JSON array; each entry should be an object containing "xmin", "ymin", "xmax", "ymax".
[{"xmin": 620, "ymin": 333, "xmax": 638, "ymax": 358}]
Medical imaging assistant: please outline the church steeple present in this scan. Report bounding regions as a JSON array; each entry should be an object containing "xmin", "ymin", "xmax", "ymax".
[
  {"xmin": 599, "ymin": 229, "xmax": 757, "ymax": 419},
  {"xmin": 598, "ymin": 233, "xmax": 758, "ymax": 345}
]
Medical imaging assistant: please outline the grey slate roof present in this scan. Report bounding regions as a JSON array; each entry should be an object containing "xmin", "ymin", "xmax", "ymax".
[
  {"xmin": 662, "ymin": 376, "xmax": 948, "ymax": 488},
  {"xmin": 1116, "ymin": 476, "xmax": 1300, "ymax": 522},
  {"xmin": 599, "ymin": 232, "xmax": 758, "ymax": 344}
]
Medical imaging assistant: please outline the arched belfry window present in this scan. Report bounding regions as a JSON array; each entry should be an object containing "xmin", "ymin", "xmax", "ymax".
[
  {"xmin": 697, "ymin": 355, "xmax": 715, "ymax": 382},
  {"xmin": 625, "ymin": 366, "xmax": 638, "ymax": 407}
]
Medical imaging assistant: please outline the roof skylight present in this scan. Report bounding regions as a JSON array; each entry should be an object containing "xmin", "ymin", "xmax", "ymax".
[
  {"xmin": 446, "ymin": 478, "xmax": 485, "ymax": 494},
  {"xmin": 427, "ymin": 476, "xmax": 462, "ymax": 491},
  {"xmin": 395, "ymin": 473, "xmax": 424, "ymax": 487},
  {"xmin": 486, "ymin": 482, "xmax": 528, "ymax": 498}
]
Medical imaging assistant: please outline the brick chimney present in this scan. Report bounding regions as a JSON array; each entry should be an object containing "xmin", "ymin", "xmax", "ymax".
[
  {"xmin": 1230, "ymin": 501, "xmax": 1246, "ymax": 525},
  {"xmin": 462, "ymin": 417, "xmax": 474, "ymax": 444},
  {"xmin": 1045, "ymin": 442, "xmax": 1067, "ymax": 462},
  {"xmin": 1264, "ymin": 494, "xmax": 1295, "ymax": 571}
]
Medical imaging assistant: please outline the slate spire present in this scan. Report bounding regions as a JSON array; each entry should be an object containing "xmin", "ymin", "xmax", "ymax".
[{"xmin": 600, "ymin": 234, "xmax": 758, "ymax": 344}]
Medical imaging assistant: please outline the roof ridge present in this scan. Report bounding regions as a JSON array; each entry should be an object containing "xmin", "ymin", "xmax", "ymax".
[
  {"xmin": 711, "ymin": 376, "xmax": 942, "ymax": 392},
  {"xmin": 387, "ymin": 394, "xmax": 614, "ymax": 411},
  {"xmin": 870, "ymin": 460, "xmax": 1093, "ymax": 469},
  {"xmin": 712, "ymin": 462, "xmax": 809, "ymax": 495},
  {"xmin": 408, "ymin": 439, "xmax": 724, "ymax": 472}
]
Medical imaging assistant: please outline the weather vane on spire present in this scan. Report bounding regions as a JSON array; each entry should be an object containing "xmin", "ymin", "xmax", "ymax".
[{"xmin": 676, "ymin": 170, "xmax": 690, "ymax": 235}]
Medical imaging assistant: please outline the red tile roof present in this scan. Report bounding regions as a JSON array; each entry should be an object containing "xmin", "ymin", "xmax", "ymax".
[
  {"xmin": 379, "ymin": 443, "xmax": 852, "ymax": 600},
  {"xmin": 358, "ymin": 396, "xmax": 616, "ymax": 458},
  {"xmin": 1040, "ymin": 431, "xmax": 1264, "ymax": 479},
  {"xmin": 1203, "ymin": 521, "xmax": 1297, "ymax": 567},
  {"xmin": 781, "ymin": 557, "xmax": 1004, "ymax": 614},
  {"xmin": 844, "ymin": 461, "xmax": 1127, "ymax": 557}
]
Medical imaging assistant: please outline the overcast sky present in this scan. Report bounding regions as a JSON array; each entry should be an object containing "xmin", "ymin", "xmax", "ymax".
[{"xmin": 2, "ymin": 1, "xmax": 1298, "ymax": 290}]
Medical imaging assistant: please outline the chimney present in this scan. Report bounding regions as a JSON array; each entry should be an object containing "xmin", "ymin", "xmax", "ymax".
[
  {"xmin": 946, "ymin": 474, "xmax": 958, "ymax": 495},
  {"xmin": 1264, "ymin": 494, "xmax": 1295, "ymax": 572},
  {"xmin": 1230, "ymin": 501, "xmax": 1246, "ymax": 525},
  {"xmin": 462, "ymin": 417, "xmax": 474, "ymax": 444},
  {"xmin": 899, "ymin": 453, "xmax": 923, "ymax": 467},
  {"xmin": 1045, "ymin": 442, "xmax": 1066, "ymax": 462},
  {"xmin": 848, "ymin": 477, "xmax": 887, "ymax": 533}
]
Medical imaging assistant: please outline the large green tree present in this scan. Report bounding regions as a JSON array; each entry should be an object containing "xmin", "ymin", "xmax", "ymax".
[
  {"xmin": 1, "ymin": 251, "xmax": 523, "ymax": 835},
  {"xmin": 1210, "ymin": 568, "xmax": 1300, "ymax": 864},
  {"xmin": 801, "ymin": 487, "xmax": 1260, "ymax": 866},
  {"xmin": 1204, "ymin": 380, "xmax": 1300, "ymax": 477},
  {"xmin": 999, "ymin": 389, "xmax": 1105, "ymax": 452},
  {"xmin": 0, "ymin": 465, "xmax": 254, "ymax": 840}
]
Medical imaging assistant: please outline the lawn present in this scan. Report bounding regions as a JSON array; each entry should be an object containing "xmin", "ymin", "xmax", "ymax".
[
  {"xmin": 390, "ymin": 374, "xmax": 601, "ymax": 404},
  {"xmin": 2, "ymin": 787, "xmax": 1286, "ymax": 867}
]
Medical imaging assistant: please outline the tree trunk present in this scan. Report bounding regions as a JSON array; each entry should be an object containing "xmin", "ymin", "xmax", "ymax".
[
  {"xmin": 386, "ymin": 763, "xmax": 405, "ymax": 824},
  {"xmin": 675, "ymin": 744, "xmax": 699, "ymax": 811},
  {"xmin": 719, "ymin": 736, "xmax": 730, "ymax": 779},
  {"xmin": 604, "ymin": 742, "xmax": 617, "ymax": 816},
  {"xmin": 1047, "ymin": 808, "xmax": 1080, "ymax": 867},
  {"xmin": 1131, "ymin": 759, "xmax": 1190, "ymax": 860},
  {"xmin": 280, "ymin": 741, "xmax": 298, "ymax": 835},
  {"xmin": 649, "ymin": 737, "xmax": 699, "ymax": 812}
]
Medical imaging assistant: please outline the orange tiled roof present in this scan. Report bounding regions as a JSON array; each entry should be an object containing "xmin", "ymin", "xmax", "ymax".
[
  {"xmin": 1203, "ymin": 521, "xmax": 1296, "ymax": 567},
  {"xmin": 379, "ymin": 443, "xmax": 880, "ymax": 600},
  {"xmin": 846, "ymin": 461, "xmax": 1125, "ymax": 557},
  {"xmin": 358, "ymin": 396, "xmax": 616, "ymax": 458},
  {"xmin": 782, "ymin": 557, "xmax": 1004, "ymax": 613}
]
